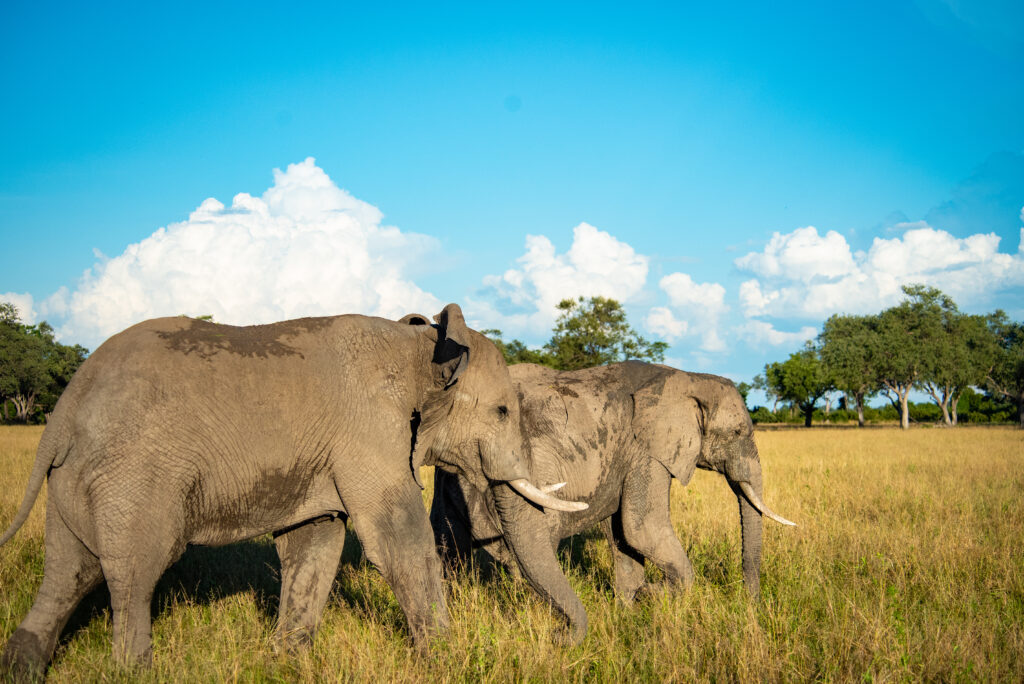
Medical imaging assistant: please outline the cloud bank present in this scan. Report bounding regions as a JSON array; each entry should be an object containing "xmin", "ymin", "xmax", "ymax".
[
  {"xmin": 472, "ymin": 222, "xmax": 649, "ymax": 333},
  {"xmin": 736, "ymin": 223, "xmax": 1024, "ymax": 320},
  {"xmin": 43, "ymin": 158, "xmax": 442, "ymax": 348}
]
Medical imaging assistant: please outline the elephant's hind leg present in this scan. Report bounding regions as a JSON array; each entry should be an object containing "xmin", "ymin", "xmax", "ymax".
[
  {"xmin": 620, "ymin": 461, "xmax": 695, "ymax": 590},
  {"xmin": 96, "ymin": 509, "xmax": 185, "ymax": 668},
  {"xmin": 1, "ymin": 501, "xmax": 103, "ymax": 679},
  {"xmin": 273, "ymin": 515, "xmax": 346, "ymax": 649}
]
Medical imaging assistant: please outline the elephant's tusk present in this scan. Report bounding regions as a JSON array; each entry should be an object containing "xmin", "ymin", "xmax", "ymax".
[
  {"xmin": 738, "ymin": 481, "xmax": 797, "ymax": 526},
  {"xmin": 509, "ymin": 479, "xmax": 588, "ymax": 512},
  {"xmin": 540, "ymin": 482, "xmax": 566, "ymax": 493}
]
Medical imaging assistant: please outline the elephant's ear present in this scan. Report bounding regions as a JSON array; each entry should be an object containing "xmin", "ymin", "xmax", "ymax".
[
  {"xmin": 632, "ymin": 380, "xmax": 704, "ymax": 485},
  {"xmin": 433, "ymin": 303, "xmax": 471, "ymax": 388},
  {"xmin": 398, "ymin": 313, "xmax": 432, "ymax": 326}
]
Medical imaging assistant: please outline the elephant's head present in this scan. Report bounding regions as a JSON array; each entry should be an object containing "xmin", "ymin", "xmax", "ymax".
[
  {"xmin": 691, "ymin": 378, "xmax": 795, "ymax": 596},
  {"xmin": 400, "ymin": 306, "xmax": 585, "ymax": 513}
]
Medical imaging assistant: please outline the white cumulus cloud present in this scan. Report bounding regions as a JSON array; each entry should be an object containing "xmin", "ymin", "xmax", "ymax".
[
  {"xmin": 649, "ymin": 272, "xmax": 728, "ymax": 352},
  {"xmin": 737, "ymin": 320, "xmax": 819, "ymax": 347},
  {"xmin": 734, "ymin": 226, "xmax": 857, "ymax": 282},
  {"xmin": 736, "ymin": 223, "xmax": 1024, "ymax": 319},
  {"xmin": 472, "ymin": 222, "xmax": 649, "ymax": 334},
  {"xmin": 0, "ymin": 292, "xmax": 37, "ymax": 324},
  {"xmin": 48, "ymin": 158, "xmax": 442, "ymax": 348}
]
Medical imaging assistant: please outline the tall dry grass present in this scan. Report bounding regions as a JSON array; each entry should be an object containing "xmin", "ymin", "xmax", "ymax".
[{"xmin": 1, "ymin": 425, "xmax": 1022, "ymax": 681}]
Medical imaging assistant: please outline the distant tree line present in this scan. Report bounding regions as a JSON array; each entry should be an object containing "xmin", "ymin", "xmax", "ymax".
[
  {"xmin": 753, "ymin": 285, "xmax": 1024, "ymax": 429},
  {"xmin": 0, "ymin": 302, "xmax": 89, "ymax": 424}
]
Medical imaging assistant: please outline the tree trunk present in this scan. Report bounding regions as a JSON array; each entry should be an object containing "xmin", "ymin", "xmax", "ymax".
[
  {"xmin": 803, "ymin": 404, "xmax": 813, "ymax": 428},
  {"xmin": 950, "ymin": 389, "xmax": 961, "ymax": 426},
  {"xmin": 855, "ymin": 393, "xmax": 865, "ymax": 428},
  {"xmin": 900, "ymin": 391, "xmax": 910, "ymax": 430},
  {"xmin": 1018, "ymin": 395, "xmax": 1024, "ymax": 429},
  {"xmin": 12, "ymin": 393, "xmax": 36, "ymax": 422}
]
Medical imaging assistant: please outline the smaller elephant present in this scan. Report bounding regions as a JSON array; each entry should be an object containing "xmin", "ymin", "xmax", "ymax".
[{"xmin": 431, "ymin": 361, "xmax": 795, "ymax": 641}]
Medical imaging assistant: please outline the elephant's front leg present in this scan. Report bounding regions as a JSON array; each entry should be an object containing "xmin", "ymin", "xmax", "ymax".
[
  {"xmin": 344, "ymin": 470, "xmax": 449, "ymax": 650},
  {"xmin": 620, "ymin": 460, "xmax": 695, "ymax": 590},
  {"xmin": 600, "ymin": 516, "xmax": 646, "ymax": 604},
  {"xmin": 273, "ymin": 515, "xmax": 346, "ymax": 650}
]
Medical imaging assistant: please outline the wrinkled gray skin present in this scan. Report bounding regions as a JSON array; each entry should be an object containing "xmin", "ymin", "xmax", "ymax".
[
  {"xmin": 0, "ymin": 304, "xmax": 552, "ymax": 678},
  {"xmin": 431, "ymin": 361, "xmax": 794, "ymax": 641}
]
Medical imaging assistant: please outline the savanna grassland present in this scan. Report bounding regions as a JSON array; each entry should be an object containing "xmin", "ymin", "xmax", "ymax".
[{"xmin": 1, "ymin": 425, "xmax": 1022, "ymax": 682}]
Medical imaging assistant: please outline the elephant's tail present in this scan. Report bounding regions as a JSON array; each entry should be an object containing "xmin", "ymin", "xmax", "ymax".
[{"xmin": 0, "ymin": 422, "xmax": 69, "ymax": 547}]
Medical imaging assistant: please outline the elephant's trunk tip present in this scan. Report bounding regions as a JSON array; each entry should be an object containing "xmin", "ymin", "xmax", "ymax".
[{"xmin": 738, "ymin": 481, "xmax": 797, "ymax": 527}]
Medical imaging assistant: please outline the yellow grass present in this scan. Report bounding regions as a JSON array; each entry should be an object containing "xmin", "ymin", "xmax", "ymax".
[{"xmin": 1, "ymin": 425, "xmax": 1022, "ymax": 681}]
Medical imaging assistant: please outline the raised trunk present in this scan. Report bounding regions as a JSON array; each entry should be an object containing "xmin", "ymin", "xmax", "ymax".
[{"xmin": 491, "ymin": 484, "xmax": 587, "ymax": 642}]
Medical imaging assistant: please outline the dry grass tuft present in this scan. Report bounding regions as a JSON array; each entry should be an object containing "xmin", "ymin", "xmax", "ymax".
[{"xmin": 1, "ymin": 425, "xmax": 1022, "ymax": 681}]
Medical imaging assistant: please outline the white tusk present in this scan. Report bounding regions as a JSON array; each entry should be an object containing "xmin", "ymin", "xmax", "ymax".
[
  {"xmin": 738, "ymin": 481, "xmax": 797, "ymax": 526},
  {"xmin": 540, "ymin": 482, "xmax": 566, "ymax": 493},
  {"xmin": 509, "ymin": 479, "xmax": 588, "ymax": 512}
]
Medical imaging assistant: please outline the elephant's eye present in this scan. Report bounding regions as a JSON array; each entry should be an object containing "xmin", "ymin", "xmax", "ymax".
[{"xmin": 497, "ymin": 405, "xmax": 509, "ymax": 420}]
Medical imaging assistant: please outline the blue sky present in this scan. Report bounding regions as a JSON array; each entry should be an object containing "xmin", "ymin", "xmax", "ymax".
[{"xmin": 2, "ymin": 1, "xmax": 1023, "ymax": 391}]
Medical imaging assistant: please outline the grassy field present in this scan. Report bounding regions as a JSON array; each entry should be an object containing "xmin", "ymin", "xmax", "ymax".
[{"xmin": 1, "ymin": 425, "xmax": 1022, "ymax": 682}]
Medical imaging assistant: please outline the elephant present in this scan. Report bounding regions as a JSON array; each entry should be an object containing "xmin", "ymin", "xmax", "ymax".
[
  {"xmin": 0, "ymin": 304, "xmax": 585, "ymax": 678},
  {"xmin": 431, "ymin": 360, "xmax": 795, "ymax": 641}
]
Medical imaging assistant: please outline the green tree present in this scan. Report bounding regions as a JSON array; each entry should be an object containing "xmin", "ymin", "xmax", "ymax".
[
  {"xmin": 755, "ymin": 343, "xmax": 832, "ymax": 427},
  {"xmin": 984, "ymin": 310, "xmax": 1024, "ymax": 428},
  {"xmin": 482, "ymin": 297, "xmax": 667, "ymax": 371},
  {"xmin": 871, "ymin": 285, "xmax": 948, "ymax": 429},
  {"xmin": 819, "ymin": 313, "xmax": 879, "ymax": 427},
  {"xmin": 0, "ymin": 302, "xmax": 89, "ymax": 423},
  {"xmin": 480, "ymin": 329, "xmax": 552, "ymax": 366},
  {"xmin": 543, "ymin": 297, "xmax": 667, "ymax": 371},
  {"xmin": 735, "ymin": 381, "xmax": 752, "ymax": 405},
  {"xmin": 917, "ymin": 307, "xmax": 993, "ymax": 426}
]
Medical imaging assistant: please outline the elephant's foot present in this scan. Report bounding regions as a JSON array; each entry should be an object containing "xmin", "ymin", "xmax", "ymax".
[
  {"xmin": 272, "ymin": 626, "xmax": 316, "ymax": 656},
  {"xmin": 551, "ymin": 618, "xmax": 587, "ymax": 648},
  {"xmin": 1, "ymin": 628, "xmax": 49, "ymax": 683}
]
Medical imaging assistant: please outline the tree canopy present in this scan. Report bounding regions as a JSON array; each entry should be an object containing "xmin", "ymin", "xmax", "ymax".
[
  {"xmin": 485, "ymin": 296, "xmax": 667, "ymax": 370},
  {"xmin": 755, "ymin": 343, "xmax": 832, "ymax": 427},
  {"xmin": 0, "ymin": 302, "xmax": 89, "ymax": 423}
]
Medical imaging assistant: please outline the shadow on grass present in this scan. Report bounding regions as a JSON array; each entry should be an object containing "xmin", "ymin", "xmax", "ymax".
[{"xmin": 59, "ymin": 522, "xmax": 367, "ymax": 649}]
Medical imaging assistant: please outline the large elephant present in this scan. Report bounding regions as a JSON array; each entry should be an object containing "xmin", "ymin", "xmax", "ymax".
[
  {"xmin": 0, "ymin": 304, "xmax": 584, "ymax": 677},
  {"xmin": 431, "ymin": 361, "xmax": 795, "ymax": 641}
]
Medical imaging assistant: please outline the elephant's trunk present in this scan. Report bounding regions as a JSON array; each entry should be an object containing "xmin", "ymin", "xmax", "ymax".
[
  {"xmin": 725, "ymin": 452, "xmax": 794, "ymax": 598},
  {"xmin": 733, "ymin": 472, "xmax": 763, "ymax": 598},
  {"xmin": 491, "ymin": 483, "xmax": 588, "ymax": 643}
]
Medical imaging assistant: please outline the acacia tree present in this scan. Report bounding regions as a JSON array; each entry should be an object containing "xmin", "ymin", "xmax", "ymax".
[
  {"xmin": 870, "ymin": 285, "xmax": 949, "ymax": 429},
  {"xmin": 755, "ymin": 343, "xmax": 832, "ymax": 427},
  {"xmin": 918, "ymin": 307, "xmax": 993, "ymax": 426},
  {"xmin": 818, "ymin": 314, "xmax": 879, "ymax": 427},
  {"xmin": 985, "ymin": 311, "xmax": 1024, "ymax": 428}
]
